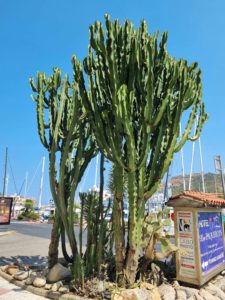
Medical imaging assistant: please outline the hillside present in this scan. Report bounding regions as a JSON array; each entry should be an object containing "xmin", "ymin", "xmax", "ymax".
[{"xmin": 170, "ymin": 172, "xmax": 224, "ymax": 196}]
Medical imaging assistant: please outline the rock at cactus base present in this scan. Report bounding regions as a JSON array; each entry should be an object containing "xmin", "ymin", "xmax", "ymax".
[
  {"xmin": 25, "ymin": 276, "xmax": 36, "ymax": 285},
  {"xmin": 111, "ymin": 286, "xmax": 161, "ymax": 300},
  {"xmin": 13, "ymin": 271, "xmax": 29, "ymax": 281},
  {"xmin": 59, "ymin": 286, "xmax": 69, "ymax": 293},
  {"xmin": 44, "ymin": 283, "xmax": 52, "ymax": 290},
  {"xmin": 51, "ymin": 281, "xmax": 63, "ymax": 292},
  {"xmin": 33, "ymin": 277, "xmax": 46, "ymax": 288},
  {"xmin": 0, "ymin": 265, "xmax": 8, "ymax": 272},
  {"xmin": 46, "ymin": 263, "xmax": 71, "ymax": 283},
  {"xmin": 158, "ymin": 283, "xmax": 176, "ymax": 300},
  {"xmin": 6, "ymin": 266, "xmax": 20, "ymax": 275}
]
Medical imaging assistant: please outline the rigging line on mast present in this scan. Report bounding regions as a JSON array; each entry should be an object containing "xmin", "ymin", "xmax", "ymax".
[
  {"xmin": 24, "ymin": 172, "xmax": 28, "ymax": 197},
  {"xmin": 27, "ymin": 158, "xmax": 42, "ymax": 193},
  {"xmin": 8, "ymin": 156, "xmax": 18, "ymax": 194},
  {"xmin": 18, "ymin": 179, "xmax": 25, "ymax": 196},
  {"xmin": 79, "ymin": 159, "xmax": 92, "ymax": 193}
]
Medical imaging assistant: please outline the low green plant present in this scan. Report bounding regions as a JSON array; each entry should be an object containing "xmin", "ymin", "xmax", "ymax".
[{"xmin": 18, "ymin": 211, "xmax": 40, "ymax": 221}]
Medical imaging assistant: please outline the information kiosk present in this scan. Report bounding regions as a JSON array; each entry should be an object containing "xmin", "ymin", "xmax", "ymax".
[{"xmin": 167, "ymin": 191, "xmax": 225, "ymax": 286}]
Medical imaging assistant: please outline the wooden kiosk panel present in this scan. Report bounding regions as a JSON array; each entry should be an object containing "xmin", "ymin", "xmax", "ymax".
[{"xmin": 168, "ymin": 191, "xmax": 225, "ymax": 287}]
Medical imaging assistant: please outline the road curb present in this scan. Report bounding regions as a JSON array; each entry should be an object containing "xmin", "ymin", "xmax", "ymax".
[{"xmin": 0, "ymin": 269, "xmax": 90, "ymax": 300}]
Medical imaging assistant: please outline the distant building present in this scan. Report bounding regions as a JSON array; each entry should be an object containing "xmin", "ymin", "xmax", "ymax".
[{"xmin": 10, "ymin": 196, "xmax": 36, "ymax": 218}]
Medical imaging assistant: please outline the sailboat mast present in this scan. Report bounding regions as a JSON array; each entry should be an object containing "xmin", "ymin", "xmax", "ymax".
[
  {"xmin": 189, "ymin": 120, "xmax": 197, "ymax": 190},
  {"xmin": 180, "ymin": 123, "xmax": 186, "ymax": 190},
  {"xmin": 38, "ymin": 156, "xmax": 45, "ymax": 208},
  {"xmin": 198, "ymin": 136, "xmax": 205, "ymax": 192},
  {"xmin": 2, "ymin": 147, "xmax": 8, "ymax": 196},
  {"xmin": 197, "ymin": 116, "xmax": 206, "ymax": 192}
]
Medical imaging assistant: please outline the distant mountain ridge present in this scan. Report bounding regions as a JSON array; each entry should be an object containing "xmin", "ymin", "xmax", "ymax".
[{"xmin": 170, "ymin": 172, "xmax": 224, "ymax": 196}]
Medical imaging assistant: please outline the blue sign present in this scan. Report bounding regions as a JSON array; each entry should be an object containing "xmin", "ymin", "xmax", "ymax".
[{"xmin": 198, "ymin": 211, "xmax": 225, "ymax": 276}]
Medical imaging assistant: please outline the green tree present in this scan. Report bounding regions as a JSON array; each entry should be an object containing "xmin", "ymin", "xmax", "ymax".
[{"xmin": 24, "ymin": 199, "xmax": 34, "ymax": 212}]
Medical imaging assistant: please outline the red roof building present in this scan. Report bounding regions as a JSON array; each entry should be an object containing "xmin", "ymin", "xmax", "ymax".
[{"xmin": 167, "ymin": 190, "xmax": 225, "ymax": 208}]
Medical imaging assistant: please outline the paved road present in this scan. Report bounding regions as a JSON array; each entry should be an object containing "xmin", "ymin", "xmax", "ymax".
[
  {"xmin": 0, "ymin": 221, "xmax": 174, "ymax": 266},
  {"xmin": 0, "ymin": 222, "xmax": 84, "ymax": 267},
  {"xmin": 5, "ymin": 221, "xmax": 82, "ymax": 239}
]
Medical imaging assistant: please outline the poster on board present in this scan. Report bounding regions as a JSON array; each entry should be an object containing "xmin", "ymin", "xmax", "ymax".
[
  {"xmin": 0, "ymin": 197, "xmax": 13, "ymax": 225},
  {"xmin": 198, "ymin": 211, "xmax": 225, "ymax": 276},
  {"xmin": 177, "ymin": 211, "xmax": 197, "ymax": 279}
]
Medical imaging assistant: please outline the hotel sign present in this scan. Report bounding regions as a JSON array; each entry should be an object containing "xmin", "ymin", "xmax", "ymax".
[
  {"xmin": 198, "ymin": 211, "xmax": 225, "ymax": 276},
  {"xmin": 0, "ymin": 197, "xmax": 13, "ymax": 225}
]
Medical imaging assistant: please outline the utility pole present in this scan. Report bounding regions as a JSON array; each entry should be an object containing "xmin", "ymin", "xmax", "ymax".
[
  {"xmin": 38, "ymin": 157, "xmax": 45, "ymax": 209},
  {"xmin": 2, "ymin": 147, "xmax": 8, "ymax": 196},
  {"xmin": 214, "ymin": 155, "xmax": 225, "ymax": 199}
]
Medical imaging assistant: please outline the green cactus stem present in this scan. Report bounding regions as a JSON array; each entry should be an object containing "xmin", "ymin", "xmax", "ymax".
[
  {"xmin": 30, "ymin": 65, "xmax": 96, "ymax": 282},
  {"xmin": 81, "ymin": 15, "xmax": 208, "ymax": 285}
]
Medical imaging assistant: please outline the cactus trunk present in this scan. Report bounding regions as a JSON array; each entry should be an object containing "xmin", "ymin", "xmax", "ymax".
[
  {"xmin": 96, "ymin": 153, "xmax": 105, "ymax": 272},
  {"xmin": 112, "ymin": 163, "xmax": 125, "ymax": 280},
  {"xmin": 48, "ymin": 209, "xmax": 61, "ymax": 268}
]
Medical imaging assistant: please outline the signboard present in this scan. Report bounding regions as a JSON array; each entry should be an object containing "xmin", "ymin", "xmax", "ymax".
[
  {"xmin": 198, "ymin": 211, "xmax": 225, "ymax": 276},
  {"xmin": 0, "ymin": 197, "xmax": 13, "ymax": 225},
  {"xmin": 177, "ymin": 211, "xmax": 197, "ymax": 278}
]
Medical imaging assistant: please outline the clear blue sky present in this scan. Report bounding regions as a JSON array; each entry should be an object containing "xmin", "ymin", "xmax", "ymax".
[{"xmin": 0, "ymin": 0, "xmax": 225, "ymax": 204}]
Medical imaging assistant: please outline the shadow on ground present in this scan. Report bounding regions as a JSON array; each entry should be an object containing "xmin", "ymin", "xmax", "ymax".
[{"xmin": 0, "ymin": 255, "xmax": 48, "ymax": 269}]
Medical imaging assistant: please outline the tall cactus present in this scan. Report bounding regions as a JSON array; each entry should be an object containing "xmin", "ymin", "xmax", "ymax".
[
  {"xmin": 30, "ymin": 15, "xmax": 208, "ymax": 286},
  {"xmin": 74, "ymin": 15, "xmax": 208, "ymax": 284},
  {"xmin": 30, "ymin": 66, "xmax": 96, "ymax": 276}
]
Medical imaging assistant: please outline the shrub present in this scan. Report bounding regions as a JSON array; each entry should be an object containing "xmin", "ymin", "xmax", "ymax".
[{"xmin": 17, "ymin": 211, "xmax": 39, "ymax": 221}]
